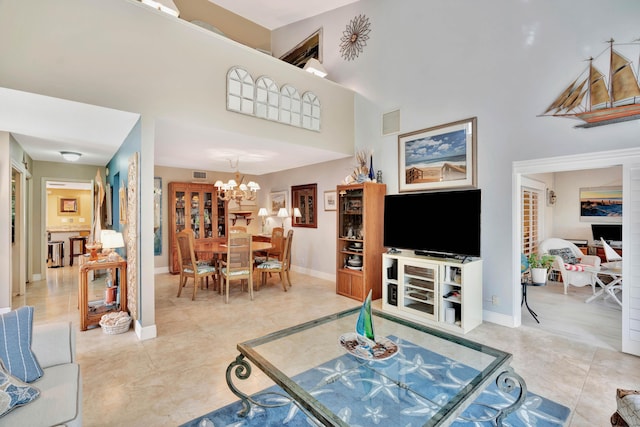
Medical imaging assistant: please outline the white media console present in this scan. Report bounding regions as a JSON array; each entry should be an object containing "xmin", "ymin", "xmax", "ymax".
[{"xmin": 382, "ymin": 251, "xmax": 483, "ymax": 334}]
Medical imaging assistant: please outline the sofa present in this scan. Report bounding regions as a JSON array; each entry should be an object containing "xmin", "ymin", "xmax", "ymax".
[{"xmin": 1, "ymin": 321, "xmax": 82, "ymax": 426}]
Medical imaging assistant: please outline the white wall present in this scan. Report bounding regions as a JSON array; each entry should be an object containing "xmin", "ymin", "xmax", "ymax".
[
  {"xmin": 272, "ymin": 0, "xmax": 640, "ymax": 318},
  {"xmin": 552, "ymin": 166, "xmax": 622, "ymax": 241}
]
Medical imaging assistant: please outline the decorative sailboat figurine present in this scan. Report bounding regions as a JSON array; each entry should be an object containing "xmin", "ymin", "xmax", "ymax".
[
  {"xmin": 540, "ymin": 38, "xmax": 640, "ymax": 128},
  {"xmin": 338, "ymin": 290, "xmax": 398, "ymax": 361},
  {"xmin": 355, "ymin": 290, "xmax": 376, "ymax": 347}
]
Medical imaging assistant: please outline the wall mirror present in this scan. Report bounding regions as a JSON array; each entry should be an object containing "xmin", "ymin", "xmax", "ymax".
[{"xmin": 291, "ymin": 183, "xmax": 317, "ymax": 228}]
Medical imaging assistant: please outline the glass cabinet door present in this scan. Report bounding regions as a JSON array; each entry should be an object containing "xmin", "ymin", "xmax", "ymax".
[
  {"xmin": 190, "ymin": 192, "xmax": 200, "ymax": 239},
  {"xmin": 338, "ymin": 188, "xmax": 364, "ymax": 271},
  {"xmin": 174, "ymin": 191, "xmax": 186, "ymax": 234},
  {"xmin": 203, "ymin": 191, "xmax": 213, "ymax": 238},
  {"xmin": 217, "ymin": 199, "xmax": 226, "ymax": 237}
]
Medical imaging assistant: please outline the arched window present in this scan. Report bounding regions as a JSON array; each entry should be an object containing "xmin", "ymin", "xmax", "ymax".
[
  {"xmin": 302, "ymin": 92, "xmax": 321, "ymax": 131},
  {"xmin": 279, "ymin": 85, "xmax": 301, "ymax": 126},
  {"xmin": 255, "ymin": 76, "xmax": 279, "ymax": 121},
  {"xmin": 227, "ymin": 67, "xmax": 254, "ymax": 115}
]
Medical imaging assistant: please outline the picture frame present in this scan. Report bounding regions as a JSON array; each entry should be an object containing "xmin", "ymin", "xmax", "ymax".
[
  {"xmin": 270, "ymin": 190, "xmax": 288, "ymax": 215},
  {"xmin": 279, "ymin": 28, "xmax": 322, "ymax": 68},
  {"xmin": 59, "ymin": 197, "xmax": 78, "ymax": 213},
  {"xmin": 292, "ymin": 184, "xmax": 317, "ymax": 228},
  {"xmin": 398, "ymin": 117, "xmax": 477, "ymax": 192},
  {"xmin": 324, "ymin": 190, "xmax": 337, "ymax": 211},
  {"xmin": 579, "ymin": 186, "xmax": 622, "ymax": 223}
]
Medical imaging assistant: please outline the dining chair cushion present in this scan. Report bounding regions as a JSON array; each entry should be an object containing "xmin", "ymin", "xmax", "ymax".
[
  {"xmin": 257, "ymin": 260, "xmax": 282, "ymax": 269},
  {"xmin": 221, "ymin": 268, "xmax": 250, "ymax": 276},
  {"xmin": 184, "ymin": 265, "xmax": 216, "ymax": 275},
  {"xmin": 549, "ymin": 247, "xmax": 578, "ymax": 265}
]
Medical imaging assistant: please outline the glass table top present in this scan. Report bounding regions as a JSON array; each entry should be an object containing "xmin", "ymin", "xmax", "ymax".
[{"xmin": 235, "ymin": 307, "xmax": 514, "ymax": 426}]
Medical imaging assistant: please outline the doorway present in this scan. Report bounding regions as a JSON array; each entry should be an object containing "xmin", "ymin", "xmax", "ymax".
[{"xmin": 513, "ymin": 147, "xmax": 640, "ymax": 356}]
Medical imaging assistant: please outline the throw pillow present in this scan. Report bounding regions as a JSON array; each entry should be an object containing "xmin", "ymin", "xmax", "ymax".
[
  {"xmin": 0, "ymin": 362, "xmax": 40, "ymax": 417},
  {"xmin": 0, "ymin": 307, "xmax": 43, "ymax": 383},
  {"xmin": 549, "ymin": 247, "xmax": 578, "ymax": 265}
]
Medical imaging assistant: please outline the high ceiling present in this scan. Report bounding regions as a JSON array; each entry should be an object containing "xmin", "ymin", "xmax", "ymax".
[{"xmin": 7, "ymin": 0, "xmax": 358, "ymax": 175}]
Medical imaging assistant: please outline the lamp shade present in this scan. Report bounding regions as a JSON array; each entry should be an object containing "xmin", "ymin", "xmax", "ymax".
[
  {"xmin": 258, "ymin": 208, "xmax": 269, "ymax": 217},
  {"xmin": 293, "ymin": 208, "xmax": 302, "ymax": 218},
  {"xmin": 101, "ymin": 230, "xmax": 125, "ymax": 249},
  {"xmin": 277, "ymin": 208, "xmax": 289, "ymax": 218}
]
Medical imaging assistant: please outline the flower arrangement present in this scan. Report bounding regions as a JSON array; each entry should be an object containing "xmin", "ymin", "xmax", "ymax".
[
  {"xmin": 527, "ymin": 253, "xmax": 555, "ymax": 269},
  {"xmin": 344, "ymin": 148, "xmax": 374, "ymax": 184}
]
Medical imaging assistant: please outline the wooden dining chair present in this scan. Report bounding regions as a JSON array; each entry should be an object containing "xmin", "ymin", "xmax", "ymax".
[
  {"xmin": 254, "ymin": 227, "xmax": 284, "ymax": 266},
  {"xmin": 219, "ymin": 232, "xmax": 254, "ymax": 303},
  {"xmin": 256, "ymin": 229, "xmax": 293, "ymax": 291},
  {"xmin": 175, "ymin": 230, "xmax": 217, "ymax": 300}
]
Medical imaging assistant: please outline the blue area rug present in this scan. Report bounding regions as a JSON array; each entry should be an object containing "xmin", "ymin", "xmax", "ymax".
[{"xmin": 182, "ymin": 336, "xmax": 570, "ymax": 426}]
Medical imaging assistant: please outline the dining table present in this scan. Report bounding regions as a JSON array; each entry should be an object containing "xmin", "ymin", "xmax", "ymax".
[{"xmin": 196, "ymin": 239, "xmax": 273, "ymax": 290}]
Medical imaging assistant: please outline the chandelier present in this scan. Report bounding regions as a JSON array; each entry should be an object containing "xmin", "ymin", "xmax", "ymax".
[{"xmin": 214, "ymin": 160, "xmax": 260, "ymax": 204}]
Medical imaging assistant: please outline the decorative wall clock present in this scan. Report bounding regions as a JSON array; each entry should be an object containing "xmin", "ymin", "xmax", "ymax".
[{"xmin": 339, "ymin": 14, "xmax": 371, "ymax": 61}]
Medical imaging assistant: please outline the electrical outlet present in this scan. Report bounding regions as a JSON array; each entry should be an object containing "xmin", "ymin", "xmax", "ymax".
[{"xmin": 492, "ymin": 295, "xmax": 499, "ymax": 305}]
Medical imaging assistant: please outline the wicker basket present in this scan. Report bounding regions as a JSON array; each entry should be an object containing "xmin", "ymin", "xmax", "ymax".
[{"xmin": 99, "ymin": 312, "xmax": 131, "ymax": 335}]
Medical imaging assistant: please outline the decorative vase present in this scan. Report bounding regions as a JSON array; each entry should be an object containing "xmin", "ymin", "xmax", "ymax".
[
  {"xmin": 368, "ymin": 155, "xmax": 375, "ymax": 181},
  {"xmin": 531, "ymin": 267, "xmax": 548, "ymax": 284}
]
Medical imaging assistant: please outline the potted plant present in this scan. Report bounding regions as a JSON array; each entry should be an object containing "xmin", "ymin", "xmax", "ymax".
[{"xmin": 527, "ymin": 252, "xmax": 555, "ymax": 284}]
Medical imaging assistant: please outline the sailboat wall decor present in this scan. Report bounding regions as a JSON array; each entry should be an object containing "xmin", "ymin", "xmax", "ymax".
[{"xmin": 540, "ymin": 39, "xmax": 640, "ymax": 128}]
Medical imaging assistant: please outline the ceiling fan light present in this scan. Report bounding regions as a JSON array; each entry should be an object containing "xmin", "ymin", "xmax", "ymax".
[{"xmin": 60, "ymin": 151, "xmax": 81, "ymax": 162}]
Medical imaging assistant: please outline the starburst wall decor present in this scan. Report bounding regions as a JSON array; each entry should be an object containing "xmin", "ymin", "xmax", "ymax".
[{"xmin": 339, "ymin": 14, "xmax": 371, "ymax": 61}]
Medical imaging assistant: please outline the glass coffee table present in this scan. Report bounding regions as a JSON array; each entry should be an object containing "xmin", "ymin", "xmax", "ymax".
[{"xmin": 226, "ymin": 307, "xmax": 526, "ymax": 426}]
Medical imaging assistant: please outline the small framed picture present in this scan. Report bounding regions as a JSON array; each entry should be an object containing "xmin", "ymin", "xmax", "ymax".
[
  {"xmin": 270, "ymin": 191, "xmax": 288, "ymax": 215},
  {"xmin": 324, "ymin": 190, "xmax": 337, "ymax": 211},
  {"xmin": 59, "ymin": 198, "xmax": 78, "ymax": 213}
]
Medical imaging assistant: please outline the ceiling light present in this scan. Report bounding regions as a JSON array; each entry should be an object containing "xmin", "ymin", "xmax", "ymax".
[
  {"xmin": 60, "ymin": 151, "xmax": 81, "ymax": 162},
  {"xmin": 303, "ymin": 58, "xmax": 328, "ymax": 78},
  {"xmin": 214, "ymin": 159, "xmax": 260, "ymax": 205},
  {"xmin": 140, "ymin": 0, "xmax": 179, "ymax": 17}
]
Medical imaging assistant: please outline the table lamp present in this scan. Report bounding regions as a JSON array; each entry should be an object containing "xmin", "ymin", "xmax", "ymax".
[
  {"xmin": 277, "ymin": 208, "xmax": 289, "ymax": 227},
  {"xmin": 258, "ymin": 207, "xmax": 269, "ymax": 234},
  {"xmin": 101, "ymin": 230, "xmax": 125, "ymax": 260}
]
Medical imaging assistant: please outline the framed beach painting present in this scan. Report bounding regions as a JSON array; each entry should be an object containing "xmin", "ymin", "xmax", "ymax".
[
  {"xmin": 579, "ymin": 186, "xmax": 622, "ymax": 223},
  {"xmin": 398, "ymin": 117, "xmax": 477, "ymax": 192}
]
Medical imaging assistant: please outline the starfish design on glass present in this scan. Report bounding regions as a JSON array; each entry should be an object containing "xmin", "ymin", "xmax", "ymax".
[
  {"xmin": 359, "ymin": 375, "xmax": 402, "ymax": 403},
  {"xmin": 339, "ymin": 14, "xmax": 371, "ymax": 61}
]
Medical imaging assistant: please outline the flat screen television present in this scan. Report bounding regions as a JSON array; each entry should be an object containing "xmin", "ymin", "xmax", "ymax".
[
  {"xmin": 383, "ymin": 189, "xmax": 481, "ymax": 258},
  {"xmin": 591, "ymin": 224, "xmax": 622, "ymax": 243}
]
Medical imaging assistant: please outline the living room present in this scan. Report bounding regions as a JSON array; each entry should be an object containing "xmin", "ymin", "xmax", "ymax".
[{"xmin": 1, "ymin": 0, "xmax": 640, "ymax": 424}]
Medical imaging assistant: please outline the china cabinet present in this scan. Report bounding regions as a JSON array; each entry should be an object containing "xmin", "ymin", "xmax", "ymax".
[
  {"xmin": 168, "ymin": 182, "xmax": 227, "ymax": 273},
  {"xmin": 335, "ymin": 182, "xmax": 386, "ymax": 301}
]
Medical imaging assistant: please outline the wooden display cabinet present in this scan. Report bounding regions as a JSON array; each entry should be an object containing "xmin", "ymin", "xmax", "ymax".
[
  {"xmin": 335, "ymin": 182, "xmax": 386, "ymax": 301},
  {"xmin": 78, "ymin": 254, "xmax": 127, "ymax": 331},
  {"xmin": 168, "ymin": 182, "xmax": 227, "ymax": 274}
]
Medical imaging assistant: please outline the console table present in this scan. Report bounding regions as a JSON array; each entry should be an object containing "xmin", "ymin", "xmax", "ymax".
[
  {"xmin": 78, "ymin": 254, "xmax": 127, "ymax": 331},
  {"xmin": 226, "ymin": 307, "xmax": 526, "ymax": 426}
]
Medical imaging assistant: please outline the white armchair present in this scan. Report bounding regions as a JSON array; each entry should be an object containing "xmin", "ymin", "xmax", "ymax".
[{"xmin": 538, "ymin": 238, "xmax": 601, "ymax": 295}]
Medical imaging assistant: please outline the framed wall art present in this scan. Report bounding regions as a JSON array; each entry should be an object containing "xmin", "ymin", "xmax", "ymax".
[
  {"xmin": 324, "ymin": 190, "xmax": 337, "ymax": 211},
  {"xmin": 579, "ymin": 186, "xmax": 622, "ymax": 223},
  {"xmin": 59, "ymin": 197, "xmax": 78, "ymax": 213},
  {"xmin": 398, "ymin": 117, "xmax": 477, "ymax": 192},
  {"xmin": 270, "ymin": 191, "xmax": 288, "ymax": 215}
]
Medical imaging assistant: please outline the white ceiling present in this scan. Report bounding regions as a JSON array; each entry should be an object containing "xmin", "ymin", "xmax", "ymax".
[
  {"xmin": 206, "ymin": 0, "xmax": 358, "ymax": 30},
  {"xmin": 6, "ymin": 1, "xmax": 357, "ymax": 175}
]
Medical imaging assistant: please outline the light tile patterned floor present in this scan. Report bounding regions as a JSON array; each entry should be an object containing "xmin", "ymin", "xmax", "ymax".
[{"xmin": 12, "ymin": 267, "xmax": 640, "ymax": 426}]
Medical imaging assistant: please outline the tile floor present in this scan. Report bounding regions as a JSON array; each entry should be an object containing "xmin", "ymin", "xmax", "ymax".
[{"xmin": 12, "ymin": 266, "xmax": 640, "ymax": 426}]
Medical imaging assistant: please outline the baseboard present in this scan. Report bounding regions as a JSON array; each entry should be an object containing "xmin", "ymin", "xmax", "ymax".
[
  {"xmin": 134, "ymin": 319, "xmax": 157, "ymax": 341},
  {"xmin": 290, "ymin": 265, "xmax": 335, "ymax": 282},
  {"xmin": 154, "ymin": 266, "xmax": 169, "ymax": 275},
  {"xmin": 483, "ymin": 309, "xmax": 518, "ymax": 328}
]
